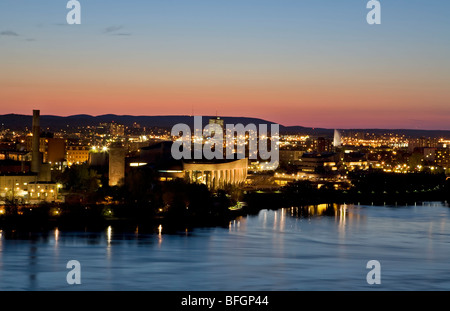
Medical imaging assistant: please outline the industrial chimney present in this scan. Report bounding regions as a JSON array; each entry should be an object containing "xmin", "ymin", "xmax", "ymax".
[{"xmin": 31, "ymin": 109, "xmax": 41, "ymax": 173}]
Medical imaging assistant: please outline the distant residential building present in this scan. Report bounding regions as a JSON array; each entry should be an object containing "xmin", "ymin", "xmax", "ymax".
[
  {"xmin": 435, "ymin": 149, "xmax": 450, "ymax": 169},
  {"xmin": 423, "ymin": 147, "xmax": 436, "ymax": 162},
  {"xmin": 314, "ymin": 137, "xmax": 333, "ymax": 153},
  {"xmin": 110, "ymin": 122, "xmax": 125, "ymax": 137},
  {"xmin": 408, "ymin": 137, "xmax": 439, "ymax": 152}
]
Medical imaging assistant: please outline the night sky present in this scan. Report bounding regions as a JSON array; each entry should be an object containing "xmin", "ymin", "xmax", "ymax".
[{"xmin": 1, "ymin": 0, "xmax": 449, "ymax": 129}]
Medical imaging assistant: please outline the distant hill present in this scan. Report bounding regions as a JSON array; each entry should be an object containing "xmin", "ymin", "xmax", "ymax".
[
  {"xmin": 0, "ymin": 113, "xmax": 333, "ymax": 136},
  {"xmin": 1, "ymin": 113, "xmax": 450, "ymax": 138}
]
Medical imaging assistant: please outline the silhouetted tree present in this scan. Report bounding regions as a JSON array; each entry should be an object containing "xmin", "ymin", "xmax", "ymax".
[
  {"xmin": 120, "ymin": 166, "xmax": 159, "ymax": 204},
  {"xmin": 57, "ymin": 164, "xmax": 100, "ymax": 194}
]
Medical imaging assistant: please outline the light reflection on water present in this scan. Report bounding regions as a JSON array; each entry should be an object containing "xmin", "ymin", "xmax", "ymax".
[{"xmin": 0, "ymin": 202, "xmax": 450, "ymax": 290}]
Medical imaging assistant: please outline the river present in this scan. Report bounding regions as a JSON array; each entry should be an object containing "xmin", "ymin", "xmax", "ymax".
[{"xmin": 0, "ymin": 202, "xmax": 449, "ymax": 291}]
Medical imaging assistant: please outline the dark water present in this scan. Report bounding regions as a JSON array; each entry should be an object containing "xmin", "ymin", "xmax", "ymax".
[{"xmin": 1, "ymin": 202, "xmax": 450, "ymax": 291}]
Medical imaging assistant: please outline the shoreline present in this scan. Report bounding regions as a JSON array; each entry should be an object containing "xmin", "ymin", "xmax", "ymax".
[{"xmin": 0, "ymin": 190, "xmax": 448, "ymax": 234}]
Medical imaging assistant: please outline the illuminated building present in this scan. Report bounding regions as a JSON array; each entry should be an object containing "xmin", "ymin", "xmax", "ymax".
[
  {"xmin": 423, "ymin": 148, "xmax": 436, "ymax": 162},
  {"xmin": 408, "ymin": 137, "xmax": 439, "ymax": 152},
  {"xmin": 272, "ymin": 172, "xmax": 349, "ymax": 189},
  {"xmin": 0, "ymin": 174, "xmax": 37, "ymax": 203},
  {"xmin": 0, "ymin": 174, "xmax": 62, "ymax": 204},
  {"xmin": 315, "ymin": 137, "xmax": 333, "ymax": 153},
  {"xmin": 130, "ymin": 140, "xmax": 248, "ymax": 190},
  {"xmin": 183, "ymin": 158, "xmax": 248, "ymax": 190},
  {"xmin": 66, "ymin": 146, "xmax": 90, "ymax": 166},
  {"xmin": 27, "ymin": 182, "xmax": 61, "ymax": 203},
  {"xmin": 342, "ymin": 132, "xmax": 408, "ymax": 149},
  {"xmin": 435, "ymin": 149, "xmax": 450, "ymax": 170},
  {"xmin": 297, "ymin": 152, "xmax": 338, "ymax": 173},
  {"xmin": 110, "ymin": 122, "xmax": 125, "ymax": 137},
  {"xmin": 108, "ymin": 143, "xmax": 126, "ymax": 186},
  {"xmin": 341, "ymin": 151, "xmax": 369, "ymax": 171}
]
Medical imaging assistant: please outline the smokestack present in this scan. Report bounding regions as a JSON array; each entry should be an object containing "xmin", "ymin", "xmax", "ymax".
[{"xmin": 31, "ymin": 109, "xmax": 41, "ymax": 173}]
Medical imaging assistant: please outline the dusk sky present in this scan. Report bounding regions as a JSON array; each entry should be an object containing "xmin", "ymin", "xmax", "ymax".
[{"xmin": 1, "ymin": 1, "xmax": 449, "ymax": 130}]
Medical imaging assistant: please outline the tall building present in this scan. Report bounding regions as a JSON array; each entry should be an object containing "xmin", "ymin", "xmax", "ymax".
[
  {"xmin": 435, "ymin": 149, "xmax": 450, "ymax": 169},
  {"xmin": 109, "ymin": 143, "xmax": 125, "ymax": 186}
]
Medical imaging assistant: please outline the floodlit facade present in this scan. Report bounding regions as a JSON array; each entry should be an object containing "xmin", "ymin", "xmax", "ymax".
[
  {"xmin": 183, "ymin": 158, "xmax": 248, "ymax": 190},
  {"xmin": 66, "ymin": 146, "xmax": 90, "ymax": 166},
  {"xmin": 0, "ymin": 174, "xmax": 62, "ymax": 204}
]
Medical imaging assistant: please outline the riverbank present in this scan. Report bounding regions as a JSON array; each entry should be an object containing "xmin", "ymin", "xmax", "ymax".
[
  {"xmin": 0, "ymin": 201, "xmax": 248, "ymax": 233},
  {"xmin": 244, "ymin": 188, "xmax": 450, "ymax": 211},
  {"xmin": 0, "ymin": 187, "xmax": 448, "ymax": 233}
]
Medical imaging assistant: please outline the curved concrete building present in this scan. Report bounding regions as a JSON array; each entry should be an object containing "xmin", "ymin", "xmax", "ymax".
[{"xmin": 183, "ymin": 158, "xmax": 248, "ymax": 190}]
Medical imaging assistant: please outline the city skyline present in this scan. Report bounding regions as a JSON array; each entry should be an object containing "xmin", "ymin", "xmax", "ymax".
[{"xmin": 1, "ymin": 1, "xmax": 449, "ymax": 130}]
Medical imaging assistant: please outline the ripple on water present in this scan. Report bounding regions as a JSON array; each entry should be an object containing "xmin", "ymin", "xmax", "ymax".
[{"xmin": 1, "ymin": 203, "xmax": 450, "ymax": 290}]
